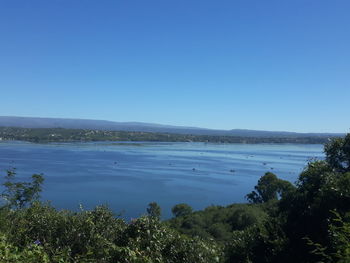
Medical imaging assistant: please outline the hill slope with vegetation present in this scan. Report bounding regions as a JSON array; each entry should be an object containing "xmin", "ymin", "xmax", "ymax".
[
  {"xmin": 0, "ymin": 126, "xmax": 333, "ymax": 144},
  {"xmin": 0, "ymin": 116, "xmax": 343, "ymax": 137}
]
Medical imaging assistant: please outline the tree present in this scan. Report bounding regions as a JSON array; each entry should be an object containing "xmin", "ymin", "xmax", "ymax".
[
  {"xmin": 274, "ymin": 134, "xmax": 350, "ymax": 262},
  {"xmin": 306, "ymin": 211, "xmax": 350, "ymax": 263},
  {"xmin": 1, "ymin": 168, "xmax": 44, "ymax": 209},
  {"xmin": 325, "ymin": 134, "xmax": 350, "ymax": 173},
  {"xmin": 172, "ymin": 203, "xmax": 193, "ymax": 218},
  {"xmin": 246, "ymin": 172, "xmax": 295, "ymax": 204},
  {"xmin": 147, "ymin": 202, "xmax": 161, "ymax": 220}
]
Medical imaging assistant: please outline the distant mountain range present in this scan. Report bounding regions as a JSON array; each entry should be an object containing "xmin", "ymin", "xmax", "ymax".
[{"xmin": 0, "ymin": 116, "xmax": 343, "ymax": 138}]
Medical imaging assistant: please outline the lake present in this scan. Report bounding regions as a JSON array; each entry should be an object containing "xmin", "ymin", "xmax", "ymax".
[{"xmin": 0, "ymin": 141, "xmax": 324, "ymax": 219}]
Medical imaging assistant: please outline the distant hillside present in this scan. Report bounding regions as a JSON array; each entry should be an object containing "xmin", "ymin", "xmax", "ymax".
[
  {"xmin": 0, "ymin": 116, "xmax": 343, "ymax": 138},
  {"xmin": 0, "ymin": 127, "xmax": 335, "ymax": 144}
]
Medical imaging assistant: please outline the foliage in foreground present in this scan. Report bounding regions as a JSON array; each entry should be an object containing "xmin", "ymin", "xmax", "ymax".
[
  {"xmin": 168, "ymin": 203, "xmax": 267, "ymax": 243},
  {"xmin": 0, "ymin": 203, "xmax": 221, "ymax": 263}
]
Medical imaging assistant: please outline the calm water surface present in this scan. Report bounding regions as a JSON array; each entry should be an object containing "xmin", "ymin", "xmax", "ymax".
[{"xmin": 0, "ymin": 141, "xmax": 324, "ymax": 219}]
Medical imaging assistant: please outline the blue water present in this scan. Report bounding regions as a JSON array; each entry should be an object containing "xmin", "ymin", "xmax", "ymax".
[{"xmin": 0, "ymin": 141, "xmax": 324, "ymax": 219}]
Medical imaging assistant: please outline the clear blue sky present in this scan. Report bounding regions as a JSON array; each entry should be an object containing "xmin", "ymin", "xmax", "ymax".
[{"xmin": 0, "ymin": 0, "xmax": 349, "ymax": 133}]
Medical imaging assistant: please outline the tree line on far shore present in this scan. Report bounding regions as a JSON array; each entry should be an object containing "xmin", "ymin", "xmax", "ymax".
[{"xmin": 0, "ymin": 126, "xmax": 332, "ymax": 144}]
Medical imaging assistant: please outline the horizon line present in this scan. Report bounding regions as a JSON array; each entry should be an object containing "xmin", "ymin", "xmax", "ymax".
[{"xmin": 0, "ymin": 115, "xmax": 346, "ymax": 135}]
